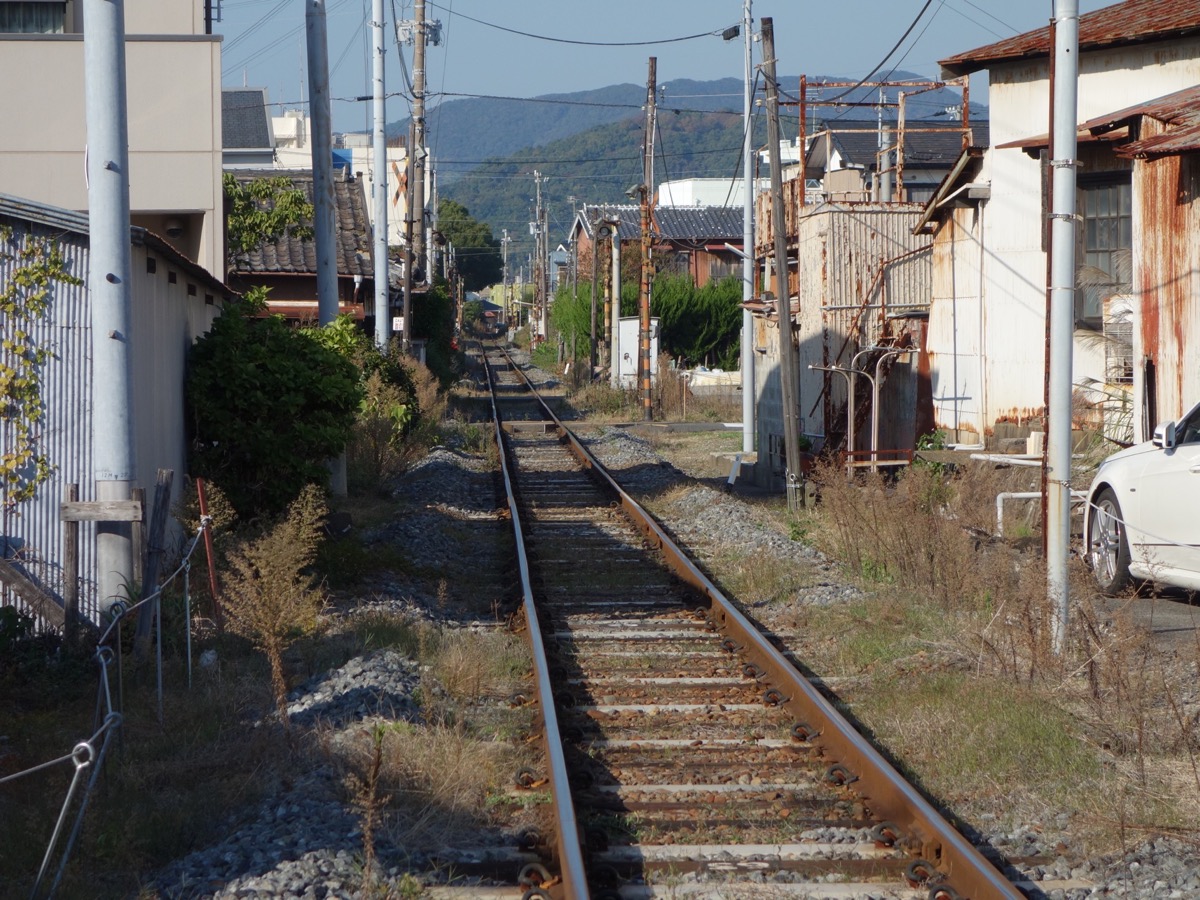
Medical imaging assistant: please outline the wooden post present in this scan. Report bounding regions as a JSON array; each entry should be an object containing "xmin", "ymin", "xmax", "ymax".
[
  {"xmin": 64, "ymin": 484, "xmax": 79, "ymax": 644},
  {"xmin": 131, "ymin": 487, "xmax": 146, "ymax": 590}
]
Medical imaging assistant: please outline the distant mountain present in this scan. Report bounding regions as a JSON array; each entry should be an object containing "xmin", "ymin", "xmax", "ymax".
[
  {"xmin": 405, "ymin": 78, "xmax": 778, "ymax": 175},
  {"xmin": 379, "ymin": 74, "xmax": 981, "ymax": 263}
]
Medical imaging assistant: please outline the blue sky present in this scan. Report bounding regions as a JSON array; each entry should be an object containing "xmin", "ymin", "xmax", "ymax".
[{"xmin": 216, "ymin": 0, "xmax": 1112, "ymax": 133}]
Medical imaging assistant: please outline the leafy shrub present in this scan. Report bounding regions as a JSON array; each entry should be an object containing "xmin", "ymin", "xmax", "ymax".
[{"xmin": 186, "ymin": 305, "xmax": 362, "ymax": 520}]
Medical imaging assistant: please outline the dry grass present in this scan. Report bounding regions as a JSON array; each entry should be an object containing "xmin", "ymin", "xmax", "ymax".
[{"xmin": 777, "ymin": 456, "xmax": 1200, "ymax": 847}]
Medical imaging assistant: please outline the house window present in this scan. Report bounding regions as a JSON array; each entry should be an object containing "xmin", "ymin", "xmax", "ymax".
[
  {"xmin": 0, "ymin": 2, "xmax": 66, "ymax": 33},
  {"xmin": 1076, "ymin": 174, "xmax": 1132, "ymax": 325}
]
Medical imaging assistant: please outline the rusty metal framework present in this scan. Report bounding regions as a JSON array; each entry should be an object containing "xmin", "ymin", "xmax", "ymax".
[{"xmin": 785, "ymin": 76, "xmax": 974, "ymax": 205}]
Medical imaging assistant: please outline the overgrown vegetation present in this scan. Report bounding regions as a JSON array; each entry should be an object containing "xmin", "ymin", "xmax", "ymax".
[
  {"xmin": 221, "ymin": 483, "xmax": 329, "ymax": 730},
  {"xmin": 186, "ymin": 301, "xmax": 362, "ymax": 520},
  {"xmin": 0, "ymin": 229, "xmax": 84, "ymax": 509}
]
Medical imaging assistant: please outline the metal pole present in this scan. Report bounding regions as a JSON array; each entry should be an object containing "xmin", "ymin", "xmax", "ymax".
[
  {"xmin": 371, "ymin": 0, "xmax": 389, "ymax": 348},
  {"xmin": 84, "ymin": 0, "xmax": 136, "ymax": 615},
  {"xmin": 639, "ymin": 57, "xmax": 657, "ymax": 421},
  {"xmin": 1048, "ymin": 0, "xmax": 1079, "ymax": 653},
  {"xmin": 762, "ymin": 18, "xmax": 805, "ymax": 511},
  {"xmin": 741, "ymin": 0, "xmax": 756, "ymax": 454},
  {"xmin": 306, "ymin": 1, "xmax": 338, "ymax": 326}
]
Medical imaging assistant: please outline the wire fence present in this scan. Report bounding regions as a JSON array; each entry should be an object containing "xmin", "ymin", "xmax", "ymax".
[{"xmin": 0, "ymin": 517, "xmax": 212, "ymax": 900}]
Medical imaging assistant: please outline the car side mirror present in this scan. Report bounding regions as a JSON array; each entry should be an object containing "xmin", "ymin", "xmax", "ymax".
[{"xmin": 1153, "ymin": 420, "xmax": 1177, "ymax": 450}]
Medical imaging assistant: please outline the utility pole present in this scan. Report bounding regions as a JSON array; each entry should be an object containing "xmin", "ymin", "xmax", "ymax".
[
  {"xmin": 371, "ymin": 0, "xmax": 389, "ymax": 349},
  {"xmin": 501, "ymin": 227, "xmax": 510, "ymax": 329},
  {"xmin": 306, "ymin": 2, "xmax": 338, "ymax": 327},
  {"xmin": 411, "ymin": 0, "xmax": 427, "ymax": 280},
  {"xmin": 638, "ymin": 57, "xmax": 657, "ymax": 421},
  {"xmin": 762, "ymin": 18, "xmax": 804, "ymax": 512},
  {"xmin": 532, "ymin": 171, "xmax": 544, "ymax": 343},
  {"xmin": 1047, "ymin": 0, "xmax": 1080, "ymax": 653},
  {"xmin": 609, "ymin": 216, "xmax": 621, "ymax": 389},
  {"xmin": 83, "ymin": 0, "xmax": 136, "ymax": 614},
  {"xmin": 306, "ymin": 0, "xmax": 345, "ymax": 495},
  {"xmin": 740, "ymin": 0, "xmax": 755, "ymax": 454},
  {"xmin": 401, "ymin": 119, "xmax": 414, "ymax": 352}
]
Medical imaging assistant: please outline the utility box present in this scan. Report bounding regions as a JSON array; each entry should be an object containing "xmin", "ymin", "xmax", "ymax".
[{"xmin": 616, "ymin": 316, "xmax": 660, "ymax": 389}]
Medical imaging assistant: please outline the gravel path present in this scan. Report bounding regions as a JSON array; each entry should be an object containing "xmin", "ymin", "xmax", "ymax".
[{"xmin": 145, "ymin": 351, "xmax": 1199, "ymax": 899}]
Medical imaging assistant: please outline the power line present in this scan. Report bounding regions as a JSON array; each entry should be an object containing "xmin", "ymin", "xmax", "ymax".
[
  {"xmin": 816, "ymin": 0, "xmax": 937, "ymax": 104},
  {"xmin": 426, "ymin": 2, "xmax": 733, "ymax": 47}
]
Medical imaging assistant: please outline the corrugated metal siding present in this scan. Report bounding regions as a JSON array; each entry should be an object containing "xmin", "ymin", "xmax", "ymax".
[
  {"xmin": 797, "ymin": 205, "xmax": 931, "ymax": 441},
  {"xmin": 752, "ymin": 195, "xmax": 931, "ymax": 485},
  {"xmin": 0, "ymin": 224, "xmax": 97, "ymax": 622},
  {"xmin": 2, "ymin": 221, "xmax": 225, "ymax": 627},
  {"xmin": 1135, "ymin": 133, "xmax": 1200, "ymax": 425}
]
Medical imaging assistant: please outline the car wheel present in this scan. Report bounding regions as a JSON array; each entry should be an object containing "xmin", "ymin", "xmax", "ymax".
[{"xmin": 1088, "ymin": 487, "xmax": 1131, "ymax": 595}]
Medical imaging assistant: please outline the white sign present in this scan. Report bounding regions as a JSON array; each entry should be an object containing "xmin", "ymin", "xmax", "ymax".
[
  {"xmin": 617, "ymin": 316, "xmax": 660, "ymax": 389},
  {"xmin": 392, "ymin": 316, "xmax": 404, "ymax": 332}
]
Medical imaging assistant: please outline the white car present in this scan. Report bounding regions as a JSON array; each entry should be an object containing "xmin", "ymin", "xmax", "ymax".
[{"xmin": 1084, "ymin": 402, "xmax": 1200, "ymax": 594}]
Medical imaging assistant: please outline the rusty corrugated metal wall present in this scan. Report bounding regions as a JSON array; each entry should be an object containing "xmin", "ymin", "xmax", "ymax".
[
  {"xmin": 1134, "ymin": 129, "xmax": 1200, "ymax": 430},
  {"xmin": 753, "ymin": 196, "xmax": 931, "ymax": 487},
  {"xmin": 1, "ymin": 217, "xmax": 224, "ymax": 626}
]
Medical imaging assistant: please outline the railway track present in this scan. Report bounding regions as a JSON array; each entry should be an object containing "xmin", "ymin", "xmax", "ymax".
[{"xmin": 479, "ymin": 345, "xmax": 1024, "ymax": 900}]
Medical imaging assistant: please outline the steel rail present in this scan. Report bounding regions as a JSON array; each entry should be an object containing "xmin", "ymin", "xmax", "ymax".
[
  {"xmin": 484, "ymin": 351, "xmax": 591, "ymax": 900},
  {"xmin": 496, "ymin": 347, "xmax": 1023, "ymax": 900}
]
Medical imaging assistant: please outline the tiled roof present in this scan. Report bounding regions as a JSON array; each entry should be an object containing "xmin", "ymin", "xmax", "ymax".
[
  {"xmin": 580, "ymin": 203, "xmax": 744, "ymax": 243},
  {"xmin": 222, "ymin": 89, "xmax": 273, "ymax": 150},
  {"xmin": 941, "ymin": 0, "xmax": 1200, "ymax": 76},
  {"xmin": 808, "ymin": 122, "xmax": 989, "ymax": 168},
  {"xmin": 229, "ymin": 170, "xmax": 373, "ymax": 277}
]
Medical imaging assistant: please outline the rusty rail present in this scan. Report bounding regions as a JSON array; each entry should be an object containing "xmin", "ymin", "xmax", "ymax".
[
  {"xmin": 496, "ymin": 347, "xmax": 1023, "ymax": 900},
  {"xmin": 484, "ymin": 351, "xmax": 591, "ymax": 900}
]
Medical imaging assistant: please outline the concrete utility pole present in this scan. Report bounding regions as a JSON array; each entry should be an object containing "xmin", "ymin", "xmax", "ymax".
[
  {"xmin": 411, "ymin": 0, "xmax": 427, "ymax": 278},
  {"xmin": 305, "ymin": 1, "xmax": 338, "ymax": 327},
  {"xmin": 402, "ymin": 119, "xmax": 414, "ymax": 352},
  {"xmin": 1047, "ymin": 0, "xmax": 1080, "ymax": 653},
  {"xmin": 371, "ymin": 0, "xmax": 389, "ymax": 348},
  {"xmin": 590, "ymin": 217, "xmax": 601, "ymax": 377},
  {"xmin": 83, "ymin": 0, "xmax": 136, "ymax": 614},
  {"xmin": 740, "ymin": 0, "xmax": 755, "ymax": 454},
  {"xmin": 501, "ymin": 227, "xmax": 510, "ymax": 328},
  {"xmin": 610, "ymin": 219, "xmax": 621, "ymax": 389},
  {"xmin": 638, "ymin": 57, "xmax": 657, "ymax": 421},
  {"xmin": 533, "ymin": 171, "xmax": 543, "ymax": 342},
  {"xmin": 762, "ymin": 18, "xmax": 805, "ymax": 512}
]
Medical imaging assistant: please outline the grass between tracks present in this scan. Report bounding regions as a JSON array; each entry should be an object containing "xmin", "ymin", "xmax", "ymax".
[{"xmin": 629, "ymin": 431, "xmax": 1200, "ymax": 858}]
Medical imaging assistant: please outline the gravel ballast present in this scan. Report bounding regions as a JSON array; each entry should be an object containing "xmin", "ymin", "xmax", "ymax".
[{"xmin": 145, "ymin": 352, "xmax": 1198, "ymax": 899}]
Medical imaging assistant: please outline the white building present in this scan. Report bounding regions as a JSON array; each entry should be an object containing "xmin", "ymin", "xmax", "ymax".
[
  {"xmin": 923, "ymin": 0, "xmax": 1200, "ymax": 445},
  {"xmin": 0, "ymin": 1, "xmax": 226, "ymax": 277}
]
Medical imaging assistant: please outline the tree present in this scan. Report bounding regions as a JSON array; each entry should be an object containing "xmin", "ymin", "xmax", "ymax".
[
  {"xmin": 223, "ymin": 172, "xmax": 313, "ymax": 274},
  {"xmin": 436, "ymin": 198, "xmax": 503, "ymax": 291}
]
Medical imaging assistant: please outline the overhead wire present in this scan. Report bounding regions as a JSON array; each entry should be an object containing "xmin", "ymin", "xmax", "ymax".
[{"xmin": 425, "ymin": 2, "xmax": 734, "ymax": 48}]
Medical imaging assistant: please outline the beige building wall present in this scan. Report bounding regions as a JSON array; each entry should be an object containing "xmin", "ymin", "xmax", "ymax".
[{"xmin": 0, "ymin": 3, "xmax": 224, "ymax": 276}]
